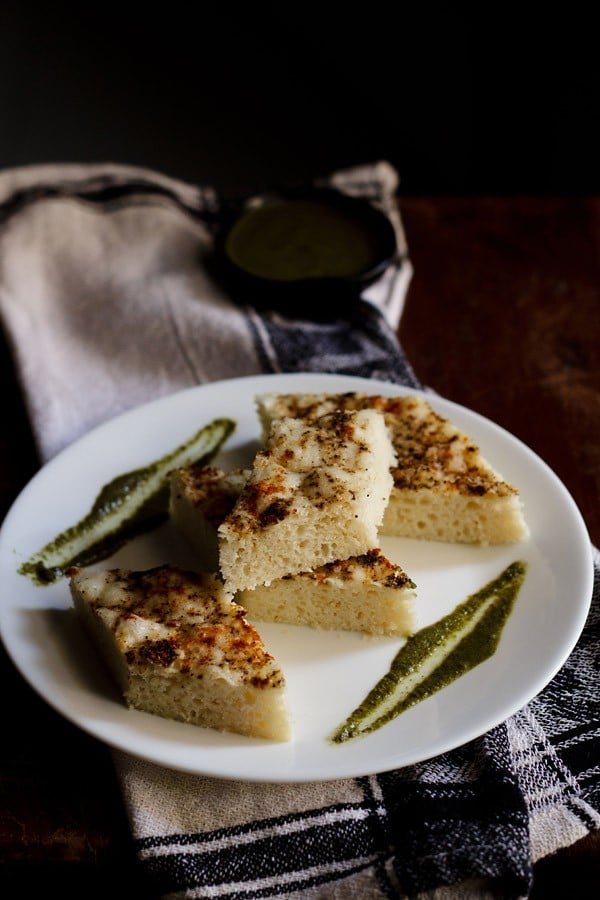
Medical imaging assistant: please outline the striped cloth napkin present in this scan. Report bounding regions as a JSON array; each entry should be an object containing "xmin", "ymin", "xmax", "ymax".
[{"xmin": 0, "ymin": 160, "xmax": 598, "ymax": 899}]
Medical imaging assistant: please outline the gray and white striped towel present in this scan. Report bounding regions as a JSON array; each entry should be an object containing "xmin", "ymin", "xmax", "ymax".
[{"xmin": 0, "ymin": 160, "xmax": 598, "ymax": 899}]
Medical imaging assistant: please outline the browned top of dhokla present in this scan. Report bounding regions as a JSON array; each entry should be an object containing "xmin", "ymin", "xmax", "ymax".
[
  {"xmin": 220, "ymin": 408, "xmax": 395, "ymax": 537},
  {"xmin": 256, "ymin": 391, "xmax": 518, "ymax": 498},
  {"xmin": 280, "ymin": 547, "xmax": 415, "ymax": 589},
  {"xmin": 68, "ymin": 565, "xmax": 285, "ymax": 688},
  {"xmin": 170, "ymin": 465, "xmax": 249, "ymax": 526}
]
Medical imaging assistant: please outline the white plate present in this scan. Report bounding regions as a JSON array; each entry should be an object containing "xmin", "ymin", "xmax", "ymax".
[{"xmin": 0, "ymin": 373, "xmax": 594, "ymax": 782}]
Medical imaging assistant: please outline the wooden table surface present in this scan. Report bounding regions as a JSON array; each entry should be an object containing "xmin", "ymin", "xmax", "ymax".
[{"xmin": 1, "ymin": 196, "xmax": 598, "ymax": 898}]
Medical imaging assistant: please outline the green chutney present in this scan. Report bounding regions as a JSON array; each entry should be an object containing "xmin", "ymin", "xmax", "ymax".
[
  {"xmin": 19, "ymin": 417, "xmax": 235, "ymax": 586},
  {"xmin": 224, "ymin": 199, "xmax": 385, "ymax": 282},
  {"xmin": 331, "ymin": 560, "xmax": 527, "ymax": 743}
]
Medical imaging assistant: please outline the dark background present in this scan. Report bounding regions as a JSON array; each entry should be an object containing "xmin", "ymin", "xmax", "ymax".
[{"xmin": 1, "ymin": 3, "xmax": 599, "ymax": 198}]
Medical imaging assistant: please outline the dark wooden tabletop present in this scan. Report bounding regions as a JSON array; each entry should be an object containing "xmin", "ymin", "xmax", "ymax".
[{"xmin": 1, "ymin": 196, "xmax": 598, "ymax": 898}]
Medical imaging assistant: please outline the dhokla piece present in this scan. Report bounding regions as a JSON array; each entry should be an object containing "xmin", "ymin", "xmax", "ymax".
[
  {"xmin": 238, "ymin": 548, "xmax": 416, "ymax": 636},
  {"xmin": 256, "ymin": 392, "xmax": 529, "ymax": 546},
  {"xmin": 169, "ymin": 465, "xmax": 417, "ymax": 636},
  {"xmin": 68, "ymin": 564, "xmax": 291, "ymax": 741},
  {"xmin": 217, "ymin": 409, "xmax": 396, "ymax": 593},
  {"xmin": 169, "ymin": 465, "xmax": 250, "ymax": 571}
]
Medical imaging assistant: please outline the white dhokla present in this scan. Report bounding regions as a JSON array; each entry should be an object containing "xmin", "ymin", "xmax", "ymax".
[
  {"xmin": 169, "ymin": 465, "xmax": 417, "ymax": 636},
  {"xmin": 256, "ymin": 391, "xmax": 529, "ymax": 546},
  {"xmin": 238, "ymin": 549, "xmax": 416, "ymax": 635},
  {"xmin": 169, "ymin": 465, "xmax": 250, "ymax": 571},
  {"xmin": 218, "ymin": 409, "xmax": 396, "ymax": 593},
  {"xmin": 68, "ymin": 564, "xmax": 291, "ymax": 741}
]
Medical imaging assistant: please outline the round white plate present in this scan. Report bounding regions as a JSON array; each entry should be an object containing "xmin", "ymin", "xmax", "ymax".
[{"xmin": 0, "ymin": 373, "xmax": 594, "ymax": 782}]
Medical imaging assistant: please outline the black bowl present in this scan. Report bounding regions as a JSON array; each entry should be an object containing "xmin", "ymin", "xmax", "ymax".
[{"xmin": 212, "ymin": 186, "xmax": 398, "ymax": 319}]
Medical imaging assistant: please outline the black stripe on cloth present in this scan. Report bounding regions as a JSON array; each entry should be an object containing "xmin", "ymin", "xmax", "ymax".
[
  {"xmin": 529, "ymin": 561, "xmax": 600, "ymax": 814},
  {"xmin": 376, "ymin": 724, "xmax": 532, "ymax": 899},
  {"xmin": 355, "ymin": 775, "xmax": 401, "ymax": 897},
  {"xmin": 134, "ymin": 798, "xmax": 396, "ymax": 898},
  {"xmin": 566, "ymin": 794, "xmax": 600, "ymax": 832},
  {"xmin": 246, "ymin": 300, "xmax": 422, "ymax": 389},
  {"xmin": 0, "ymin": 175, "xmax": 219, "ymax": 227}
]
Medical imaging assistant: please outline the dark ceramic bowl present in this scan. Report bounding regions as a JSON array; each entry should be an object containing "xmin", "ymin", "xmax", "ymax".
[{"xmin": 213, "ymin": 187, "xmax": 398, "ymax": 319}]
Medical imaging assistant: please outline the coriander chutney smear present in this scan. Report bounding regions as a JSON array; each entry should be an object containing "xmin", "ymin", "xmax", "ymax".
[
  {"xmin": 331, "ymin": 560, "xmax": 527, "ymax": 744},
  {"xmin": 19, "ymin": 417, "xmax": 236, "ymax": 586}
]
